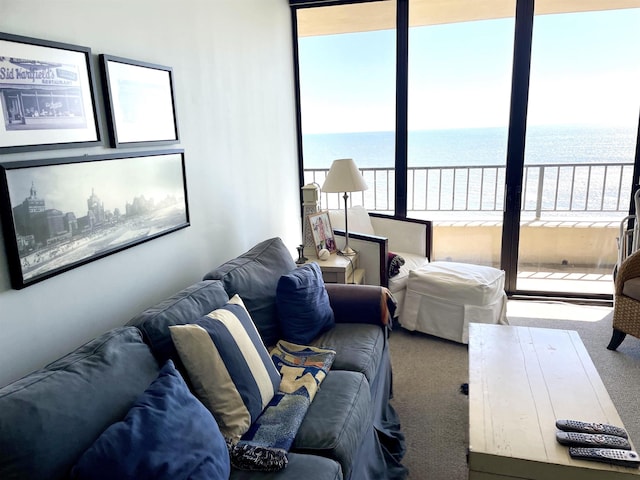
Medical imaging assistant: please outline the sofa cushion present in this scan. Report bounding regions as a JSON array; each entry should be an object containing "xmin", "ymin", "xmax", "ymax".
[
  {"xmin": 203, "ymin": 237, "xmax": 296, "ymax": 346},
  {"xmin": 623, "ymin": 277, "xmax": 640, "ymax": 301},
  {"xmin": 170, "ymin": 295, "xmax": 281, "ymax": 440},
  {"xmin": 229, "ymin": 452, "xmax": 342, "ymax": 480},
  {"xmin": 71, "ymin": 360, "xmax": 230, "ymax": 480},
  {"xmin": 310, "ymin": 323, "xmax": 384, "ymax": 384},
  {"xmin": 292, "ymin": 370, "xmax": 371, "ymax": 479},
  {"xmin": 276, "ymin": 262, "xmax": 335, "ymax": 344},
  {"xmin": 127, "ymin": 280, "xmax": 230, "ymax": 364},
  {"xmin": 0, "ymin": 327, "xmax": 159, "ymax": 480}
]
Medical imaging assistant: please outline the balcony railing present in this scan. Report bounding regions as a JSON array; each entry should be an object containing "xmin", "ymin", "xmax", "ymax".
[{"xmin": 304, "ymin": 162, "xmax": 635, "ymax": 220}]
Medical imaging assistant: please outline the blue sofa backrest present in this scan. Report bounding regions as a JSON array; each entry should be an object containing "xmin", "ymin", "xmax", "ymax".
[
  {"xmin": 203, "ymin": 237, "xmax": 296, "ymax": 346},
  {"xmin": 128, "ymin": 280, "xmax": 229, "ymax": 365},
  {"xmin": 0, "ymin": 327, "xmax": 159, "ymax": 480}
]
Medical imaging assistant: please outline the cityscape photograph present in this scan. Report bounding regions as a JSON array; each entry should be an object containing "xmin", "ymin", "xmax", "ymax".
[{"xmin": 2, "ymin": 152, "xmax": 188, "ymax": 284}]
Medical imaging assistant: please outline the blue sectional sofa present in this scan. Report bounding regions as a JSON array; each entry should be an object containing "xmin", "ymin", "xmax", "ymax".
[{"xmin": 0, "ymin": 237, "xmax": 407, "ymax": 480}]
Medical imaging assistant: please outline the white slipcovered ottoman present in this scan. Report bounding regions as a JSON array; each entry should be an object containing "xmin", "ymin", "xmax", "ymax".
[{"xmin": 400, "ymin": 261, "xmax": 508, "ymax": 344}]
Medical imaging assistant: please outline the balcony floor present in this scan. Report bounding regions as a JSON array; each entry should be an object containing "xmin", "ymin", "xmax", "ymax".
[
  {"xmin": 517, "ymin": 267, "xmax": 614, "ymax": 296},
  {"xmin": 507, "ymin": 298, "xmax": 612, "ymax": 322}
]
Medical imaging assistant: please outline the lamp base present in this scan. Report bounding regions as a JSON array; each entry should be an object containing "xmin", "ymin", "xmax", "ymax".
[{"xmin": 338, "ymin": 246, "xmax": 357, "ymax": 256}]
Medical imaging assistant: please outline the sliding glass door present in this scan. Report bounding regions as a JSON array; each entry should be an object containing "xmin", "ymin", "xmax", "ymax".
[
  {"xmin": 516, "ymin": 7, "xmax": 640, "ymax": 296},
  {"xmin": 295, "ymin": 1, "xmax": 397, "ymax": 213},
  {"xmin": 407, "ymin": 1, "xmax": 516, "ymax": 268},
  {"xmin": 292, "ymin": 0, "xmax": 640, "ymax": 300}
]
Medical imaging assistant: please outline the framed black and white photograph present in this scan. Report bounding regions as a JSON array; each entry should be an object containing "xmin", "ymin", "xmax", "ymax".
[
  {"xmin": 0, "ymin": 149, "xmax": 189, "ymax": 289},
  {"xmin": 308, "ymin": 211, "xmax": 337, "ymax": 256},
  {"xmin": 0, "ymin": 32, "xmax": 102, "ymax": 153},
  {"xmin": 100, "ymin": 54, "xmax": 179, "ymax": 147}
]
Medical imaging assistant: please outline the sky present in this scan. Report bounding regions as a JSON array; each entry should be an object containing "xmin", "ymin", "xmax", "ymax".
[
  {"xmin": 298, "ymin": 8, "xmax": 640, "ymax": 134},
  {"xmin": 7, "ymin": 153, "xmax": 185, "ymax": 217}
]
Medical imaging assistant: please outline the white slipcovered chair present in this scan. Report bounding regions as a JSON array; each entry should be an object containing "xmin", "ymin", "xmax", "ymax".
[
  {"xmin": 400, "ymin": 261, "xmax": 508, "ymax": 344},
  {"xmin": 328, "ymin": 206, "xmax": 432, "ymax": 314}
]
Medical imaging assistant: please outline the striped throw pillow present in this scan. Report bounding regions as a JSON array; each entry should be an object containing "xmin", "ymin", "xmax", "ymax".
[{"xmin": 170, "ymin": 295, "xmax": 281, "ymax": 440}]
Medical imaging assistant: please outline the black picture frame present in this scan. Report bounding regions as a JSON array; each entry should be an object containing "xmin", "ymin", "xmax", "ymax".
[
  {"xmin": 0, "ymin": 149, "xmax": 189, "ymax": 289},
  {"xmin": 100, "ymin": 54, "xmax": 179, "ymax": 147},
  {"xmin": 0, "ymin": 32, "xmax": 102, "ymax": 153}
]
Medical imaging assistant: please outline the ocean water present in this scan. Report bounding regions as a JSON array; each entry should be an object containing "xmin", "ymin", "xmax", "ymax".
[
  {"xmin": 302, "ymin": 125, "xmax": 637, "ymax": 169},
  {"xmin": 302, "ymin": 125, "xmax": 638, "ymax": 217}
]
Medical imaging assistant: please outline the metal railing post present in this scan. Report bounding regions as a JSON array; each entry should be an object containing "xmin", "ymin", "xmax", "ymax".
[{"xmin": 535, "ymin": 166, "xmax": 544, "ymax": 220}]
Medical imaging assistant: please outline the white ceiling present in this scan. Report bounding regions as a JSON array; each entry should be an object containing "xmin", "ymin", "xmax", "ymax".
[{"xmin": 297, "ymin": 0, "xmax": 640, "ymax": 36}]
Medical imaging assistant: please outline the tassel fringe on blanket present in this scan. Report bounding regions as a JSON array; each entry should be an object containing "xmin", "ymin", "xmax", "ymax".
[
  {"xmin": 228, "ymin": 341, "xmax": 336, "ymax": 472},
  {"xmin": 227, "ymin": 439, "xmax": 288, "ymax": 472}
]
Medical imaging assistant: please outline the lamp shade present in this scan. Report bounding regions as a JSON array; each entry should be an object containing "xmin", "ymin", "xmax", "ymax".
[{"xmin": 321, "ymin": 158, "xmax": 368, "ymax": 193}]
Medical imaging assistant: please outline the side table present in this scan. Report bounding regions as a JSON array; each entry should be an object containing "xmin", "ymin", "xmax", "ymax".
[{"xmin": 303, "ymin": 252, "xmax": 365, "ymax": 285}]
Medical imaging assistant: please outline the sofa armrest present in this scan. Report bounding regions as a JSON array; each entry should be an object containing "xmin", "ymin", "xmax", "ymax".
[{"xmin": 325, "ymin": 283, "xmax": 396, "ymax": 328}]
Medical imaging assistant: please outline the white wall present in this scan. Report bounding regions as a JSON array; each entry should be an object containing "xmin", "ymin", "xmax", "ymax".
[{"xmin": 0, "ymin": 0, "xmax": 301, "ymax": 386}]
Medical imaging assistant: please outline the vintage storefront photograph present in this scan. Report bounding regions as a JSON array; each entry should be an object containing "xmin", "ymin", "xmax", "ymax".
[{"xmin": 0, "ymin": 32, "xmax": 101, "ymax": 152}]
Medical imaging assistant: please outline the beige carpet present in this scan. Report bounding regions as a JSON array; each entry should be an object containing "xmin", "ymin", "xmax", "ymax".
[{"xmin": 389, "ymin": 302, "xmax": 640, "ymax": 479}]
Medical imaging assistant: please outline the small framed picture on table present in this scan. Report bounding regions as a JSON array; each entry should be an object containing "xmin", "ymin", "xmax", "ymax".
[{"xmin": 307, "ymin": 211, "xmax": 337, "ymax": 257}]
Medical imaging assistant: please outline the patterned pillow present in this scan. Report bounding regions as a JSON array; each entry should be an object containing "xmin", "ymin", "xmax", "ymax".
[
  {"xmin": 170, "ymin": 295, "xmax": 281, "ymax": 440},
  {"xmin": 387, "ymin": 252, "xmax": 406, "ymax": 278}
]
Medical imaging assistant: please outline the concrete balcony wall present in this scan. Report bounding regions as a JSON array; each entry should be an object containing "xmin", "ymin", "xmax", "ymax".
[
  {"xmin": 433, "ymin": 222, "xmax": 619, "ymax": 270},
  {"xmin": 433, "ymin": 223, "xmax": 503, "ymax": 265}
]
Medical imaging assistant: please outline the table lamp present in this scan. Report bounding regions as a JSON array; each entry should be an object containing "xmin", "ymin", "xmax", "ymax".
[{"xmin": 321, "ymin": 158, "xmax": 368, "ymax": 256}]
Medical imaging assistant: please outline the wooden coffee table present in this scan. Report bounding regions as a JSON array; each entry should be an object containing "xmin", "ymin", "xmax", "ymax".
[{"xmin": 468, "ymin": 323, "xmax": 640, "ymax": 479}]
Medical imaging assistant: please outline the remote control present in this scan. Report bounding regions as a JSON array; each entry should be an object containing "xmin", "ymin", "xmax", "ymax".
[
  {"xmin": 569, "ymin": 447, "xmax": 640, "ymax": 468},
  {"xmin": 556, "ymin": 420, "xmax": 628, "ymax": 439},
  {"xmin": 557, "ymin": 431, "xmax": 631, "ymax": 450}
]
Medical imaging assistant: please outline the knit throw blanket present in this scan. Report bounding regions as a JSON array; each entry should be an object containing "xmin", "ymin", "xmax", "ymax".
[{"xmin": 228, "ymin": 340, "xmax": 336, "ymax": 472}]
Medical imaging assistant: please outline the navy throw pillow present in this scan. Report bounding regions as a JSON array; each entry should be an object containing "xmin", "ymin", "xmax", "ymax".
[
  {"xmin": 71, "ymin": 360, "xmax": 230, "ymax": 480},
  {"xmin": 276, "ymin": 263, "xmax": 335, "ymax": 344}
]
